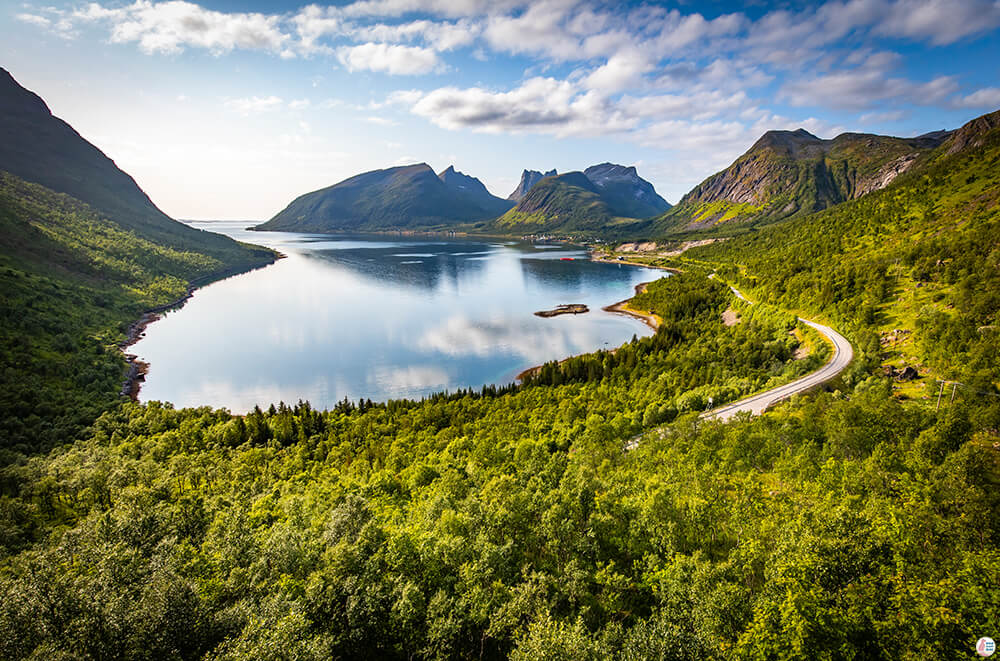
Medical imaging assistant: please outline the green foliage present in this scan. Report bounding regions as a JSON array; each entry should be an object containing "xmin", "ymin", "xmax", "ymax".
[
  {"xmin": 495, "ymin": 173, "xmax": 653, "ymax": 238},
  {"xmin": 0, "ymin": 172, "xmax": 275, "ymax": 455},
  {"xmin": 688, "ymin": 118, "xmax": 1000, "ymax": 388},
  {"xmin": 655, "ymin": 129, "xmax": 946, "ymax": 236}
]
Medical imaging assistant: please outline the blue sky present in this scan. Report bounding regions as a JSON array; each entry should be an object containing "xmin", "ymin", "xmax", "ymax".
[{"xmin": 3, "ymin": 0, "xmax": 999, "ymax": 219}]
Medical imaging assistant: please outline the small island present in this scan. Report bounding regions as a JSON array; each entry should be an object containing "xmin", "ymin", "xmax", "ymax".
[{"xmin": 535, "ymin": 303, "xmax": 589, "ymax": 318}]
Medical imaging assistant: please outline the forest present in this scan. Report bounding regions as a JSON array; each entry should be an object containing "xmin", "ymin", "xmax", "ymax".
[
  {"xmin": 1, "ymin": 258, "xmax": 998, "ymax": 658},
  {"xmin": 0, "ymin": 114, "xmax": 998, "ymax": 660}
]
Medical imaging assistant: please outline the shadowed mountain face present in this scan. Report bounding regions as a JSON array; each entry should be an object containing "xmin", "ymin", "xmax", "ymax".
[
  {"xmin": 495, "ymin": 171, "xmax": 653, "ymax": 236},
  {"xmin": 0, "ymin": 68, "xmax": 271, "ymax": 263},
  {"xmin": 437, "ymin": 165, "xmax": 515, "ymax": 218},
  {"xmin": 257, "ymin": 163, "xmax": 513, "ymax": 232},
  {"xmin": 583, "ymin": 163, "xmax": 671, "ymax": 219},
  {"xmin": 508, "ymin": 169, "xmax": 557, "ymax": 201},
  {"xmin": 655, "ymin": 126, "xmax": 953, "ymax": 234}
]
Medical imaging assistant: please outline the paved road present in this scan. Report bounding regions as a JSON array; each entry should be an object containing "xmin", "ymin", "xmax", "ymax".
[
  {"xmin": 702, "ymin": 287, "xmax": 853, "ymax": 421},
  {"xmin": 624, "ymin": 284, "xmax": 853, "ymax": 449}
]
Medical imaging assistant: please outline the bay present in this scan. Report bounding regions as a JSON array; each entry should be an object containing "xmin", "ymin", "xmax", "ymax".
[{"xmin": 132, "ymin": 221, "xmax": 665, "ymax": 412}]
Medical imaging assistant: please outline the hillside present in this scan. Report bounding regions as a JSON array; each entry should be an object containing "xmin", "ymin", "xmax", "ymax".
[
  {"xmin": 0, "ymin": 69, "xmax": 268, "ymax": 264},
  {"xmin": 0, "ymin": 71, "xmax": 276, "ymax": 455},
  {"xmin": 655, "ymin": 127, "xmax": 951, "ymax": 234},
  {"xmin": 0, "ymin": 172, "xmax": 273, "ymax": 454},
  {"xmin": 495, "ymin": 167, "xmax": 663, "ymax": 236},
  {"xmin": 257, "ymin": 163, "xmax": 512, "ymax": 233},
  {"xmin": 627, "ymin": 108, "xmax": 1000, "ymax": 399}
]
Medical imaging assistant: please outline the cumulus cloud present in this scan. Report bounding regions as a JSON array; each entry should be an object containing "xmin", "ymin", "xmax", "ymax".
[
  {"xmin": 354, "ymin": 19, "xmax": 481, "ymax": 50},
  {"xmin": 409, "ymin": 77, "xmax": 636, "ymax": 136},
  {"xmin": 74, "ymin": 0, "xmax": 289, "ymax": 55},
  {"xmin": 583, "ymin": 50, "xmax": 653, "ymax": 93},
  {"xmin": 779, "ymin": 52, "xmax": 959, "ymax": 109},
  {"xmin": 876, "ymin": 0, "xmax": 1000, "ymax": 45},
  {"xmin": 950, "ymin": 87, "xmax": 1000, "ymax": 109},
  {"xmin": 337, "ymin": 42, "xmax": 442, "ymax": 74}
]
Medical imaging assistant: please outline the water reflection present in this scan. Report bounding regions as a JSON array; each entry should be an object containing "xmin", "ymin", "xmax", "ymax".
[
  {"xmin": 132, "ymin": 222, "xmax": 664, "ymax": 411},
  {"xmin": 305, "ymin": 244, "xmax": 489, "ymax": 291}
]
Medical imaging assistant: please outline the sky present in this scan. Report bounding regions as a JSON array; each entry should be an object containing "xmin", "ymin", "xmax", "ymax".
[{"xmin": 2, "ymin": 0, "xmax": 999, "ymax": 220}]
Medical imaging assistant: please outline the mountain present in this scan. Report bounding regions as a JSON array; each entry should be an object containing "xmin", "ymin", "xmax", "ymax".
[
  {"xmin": 437, "ymin": 165, "xmax": 514, "ymax": 217},
  {"xmin": 496, "ymin": 164, "xmax": 667, "ymax": 235},
  {"xmin": 495, "ymin": 171, "xmax": 650, "ymax": 236},
  {"xmin": 583, "ymin": 163, "xmax": 671, "ymax": 218},
  {"xmin": 508, "ymin": 169, "xmax": 557, "ymax": 201},
  {"xmin": 257, "ymin": 163, "xmax": 513, "ymax": 232},
  {"xmin": 0, "ymin": 70, "xmax": 276, "ymax": 453},
  {"xmin": 0, "ymin": 68, "xmax": 269, "ymax": 265},
  {"xmin": 655, "ymin": 127, "xmax": 952, "ymax": 234}
]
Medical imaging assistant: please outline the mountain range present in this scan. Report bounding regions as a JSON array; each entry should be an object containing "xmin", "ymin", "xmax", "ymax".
[
  {"xmin": 256, "ymin": 163, "xmax": 514, "ymax": 233},
  {"xmin": 494, "ymin": 165, "xmax": 670, "ymax": 236},
  {"xmin": 654, "ymin": 126, "xmax": 954, "ymax": 234},
  {"xmin": 261, "ymin": 162, "xmax": 670, "ymax": 235}
]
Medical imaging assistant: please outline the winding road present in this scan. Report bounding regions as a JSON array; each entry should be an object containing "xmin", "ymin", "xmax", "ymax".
[{"xmin": 701, "ymin": 283, "xmax": 854, "ymax": 421}]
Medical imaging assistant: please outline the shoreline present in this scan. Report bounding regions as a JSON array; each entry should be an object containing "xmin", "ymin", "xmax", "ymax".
[
  {"xmin": 516, "ymin": 256, "xmax": 671, "ymax": 381},
  {"xmin": 118, "ymin": 256, "xmax": 283, "ymax": 401},
  {"xmin": 601, "ymin": 282, "xmax": 661, "ymax": 330}
]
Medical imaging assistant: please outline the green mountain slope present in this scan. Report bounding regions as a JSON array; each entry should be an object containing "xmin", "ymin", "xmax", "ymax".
[
  {"xmin": 257, "ymin": 163, "xmax": 512, "ymax": 232},
  {"xmin": 495, "ymin": 171, "xmax": 653, "ymax": 236},
  {"xmin": 655, "ymin": 127, "xmax": 951, "ymax": 235},
  {"xmin": 0, "ymin": 68, "xmax": 266, "ymax": 264},
  {"xmin": 640, "ymin": 109, "xmax": 1000, "ymax": 395},
  {"xmin": 0, "ymin": 71, "xmax": 276, "ymax": 455},
  {"xmin": 0, "ymin": 172, "xmax": 271, "ymax": 454}
]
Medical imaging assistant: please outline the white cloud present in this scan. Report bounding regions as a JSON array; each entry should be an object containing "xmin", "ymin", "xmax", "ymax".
[
  {"xmin": 877, "ymin": 0, "xmax": 1000, "ymax": 45},
  {"xmin": 950, "ymin": 87, "xmax": 1000, "ymax": 109},
  {"xmin": 364, "ymin": 116, "xmax": 398, "ymax": 125},
  {"xmin": 583, "ymin": 50, "xmax": 653, "ymax": 93},
  {"xmin": 779, "ymin": 52, "xmax": 960, "ymax": 110},
  {"xmin": 409, "ymin": 77, "xmax": 636, "ymax": 136},
  {"xmin": 75, "ymin": 0, "xmax": 288, "ymax": 55},
  {"xmin": 224, "ymin": 95, "xmax": 285, "ymax": 115},
  {"xmin": 337, "ymin": 42, "xmax": 442, "ymax": 74},
  {"xmin": 354, "ymin": 19, "xmax": 481, "ymax": 50},
  {"xmin": 16, "ymin": 13, "xmax": 52, "ymax": 28},
  {"xmin": 291, "ymin": 4, "xmax": 342, "ymax": 54}
]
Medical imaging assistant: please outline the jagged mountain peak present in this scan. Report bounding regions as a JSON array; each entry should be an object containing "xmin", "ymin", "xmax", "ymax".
[{"xmin": 508, "ymin": 168, "xmax": 558, "ymax": 201}]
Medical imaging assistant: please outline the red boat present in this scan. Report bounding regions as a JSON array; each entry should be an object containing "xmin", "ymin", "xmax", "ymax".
[{"xmin": 560, "ymin": 257, "xmax": 574, "ymax": 261}]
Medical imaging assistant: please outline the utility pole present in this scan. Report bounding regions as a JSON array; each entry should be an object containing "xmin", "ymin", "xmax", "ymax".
[
  {"xmin": 951, "ymin": 383, "xmax": 958, "ymax": 404},
  {"xmin": 936, "ymin": 380, "xmax": 945, "ymax": 412}
]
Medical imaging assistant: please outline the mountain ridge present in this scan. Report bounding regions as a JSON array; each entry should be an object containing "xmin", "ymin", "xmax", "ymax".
[
  {"xmin": 654, "ymin": 126, "xmax": 954, "ymax": 234},
  {"xmin": 0, "ymin": 67, "xmax": 273, "ymax": 267},
  {"xmin": 257, "ymin": 163, "xmax": 513, "ymax": 232}
]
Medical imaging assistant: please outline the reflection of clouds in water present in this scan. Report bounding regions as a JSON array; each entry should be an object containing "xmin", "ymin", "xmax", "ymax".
[
  {"xmin": 154, "ymin": 374, "xmax": 345, "ymax": 413},
  {"xmin": 417, "ymin": 314, "xmax": 605, "ymax": 364},
  {"xmin": 371, "ymin": 365, "xmax": 451, "ymax": 393}
]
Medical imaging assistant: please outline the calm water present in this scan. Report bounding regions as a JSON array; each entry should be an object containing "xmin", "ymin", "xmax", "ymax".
[{"xmin": 132, "ymin": 221, "xmax": 664, "ymax": 412}]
